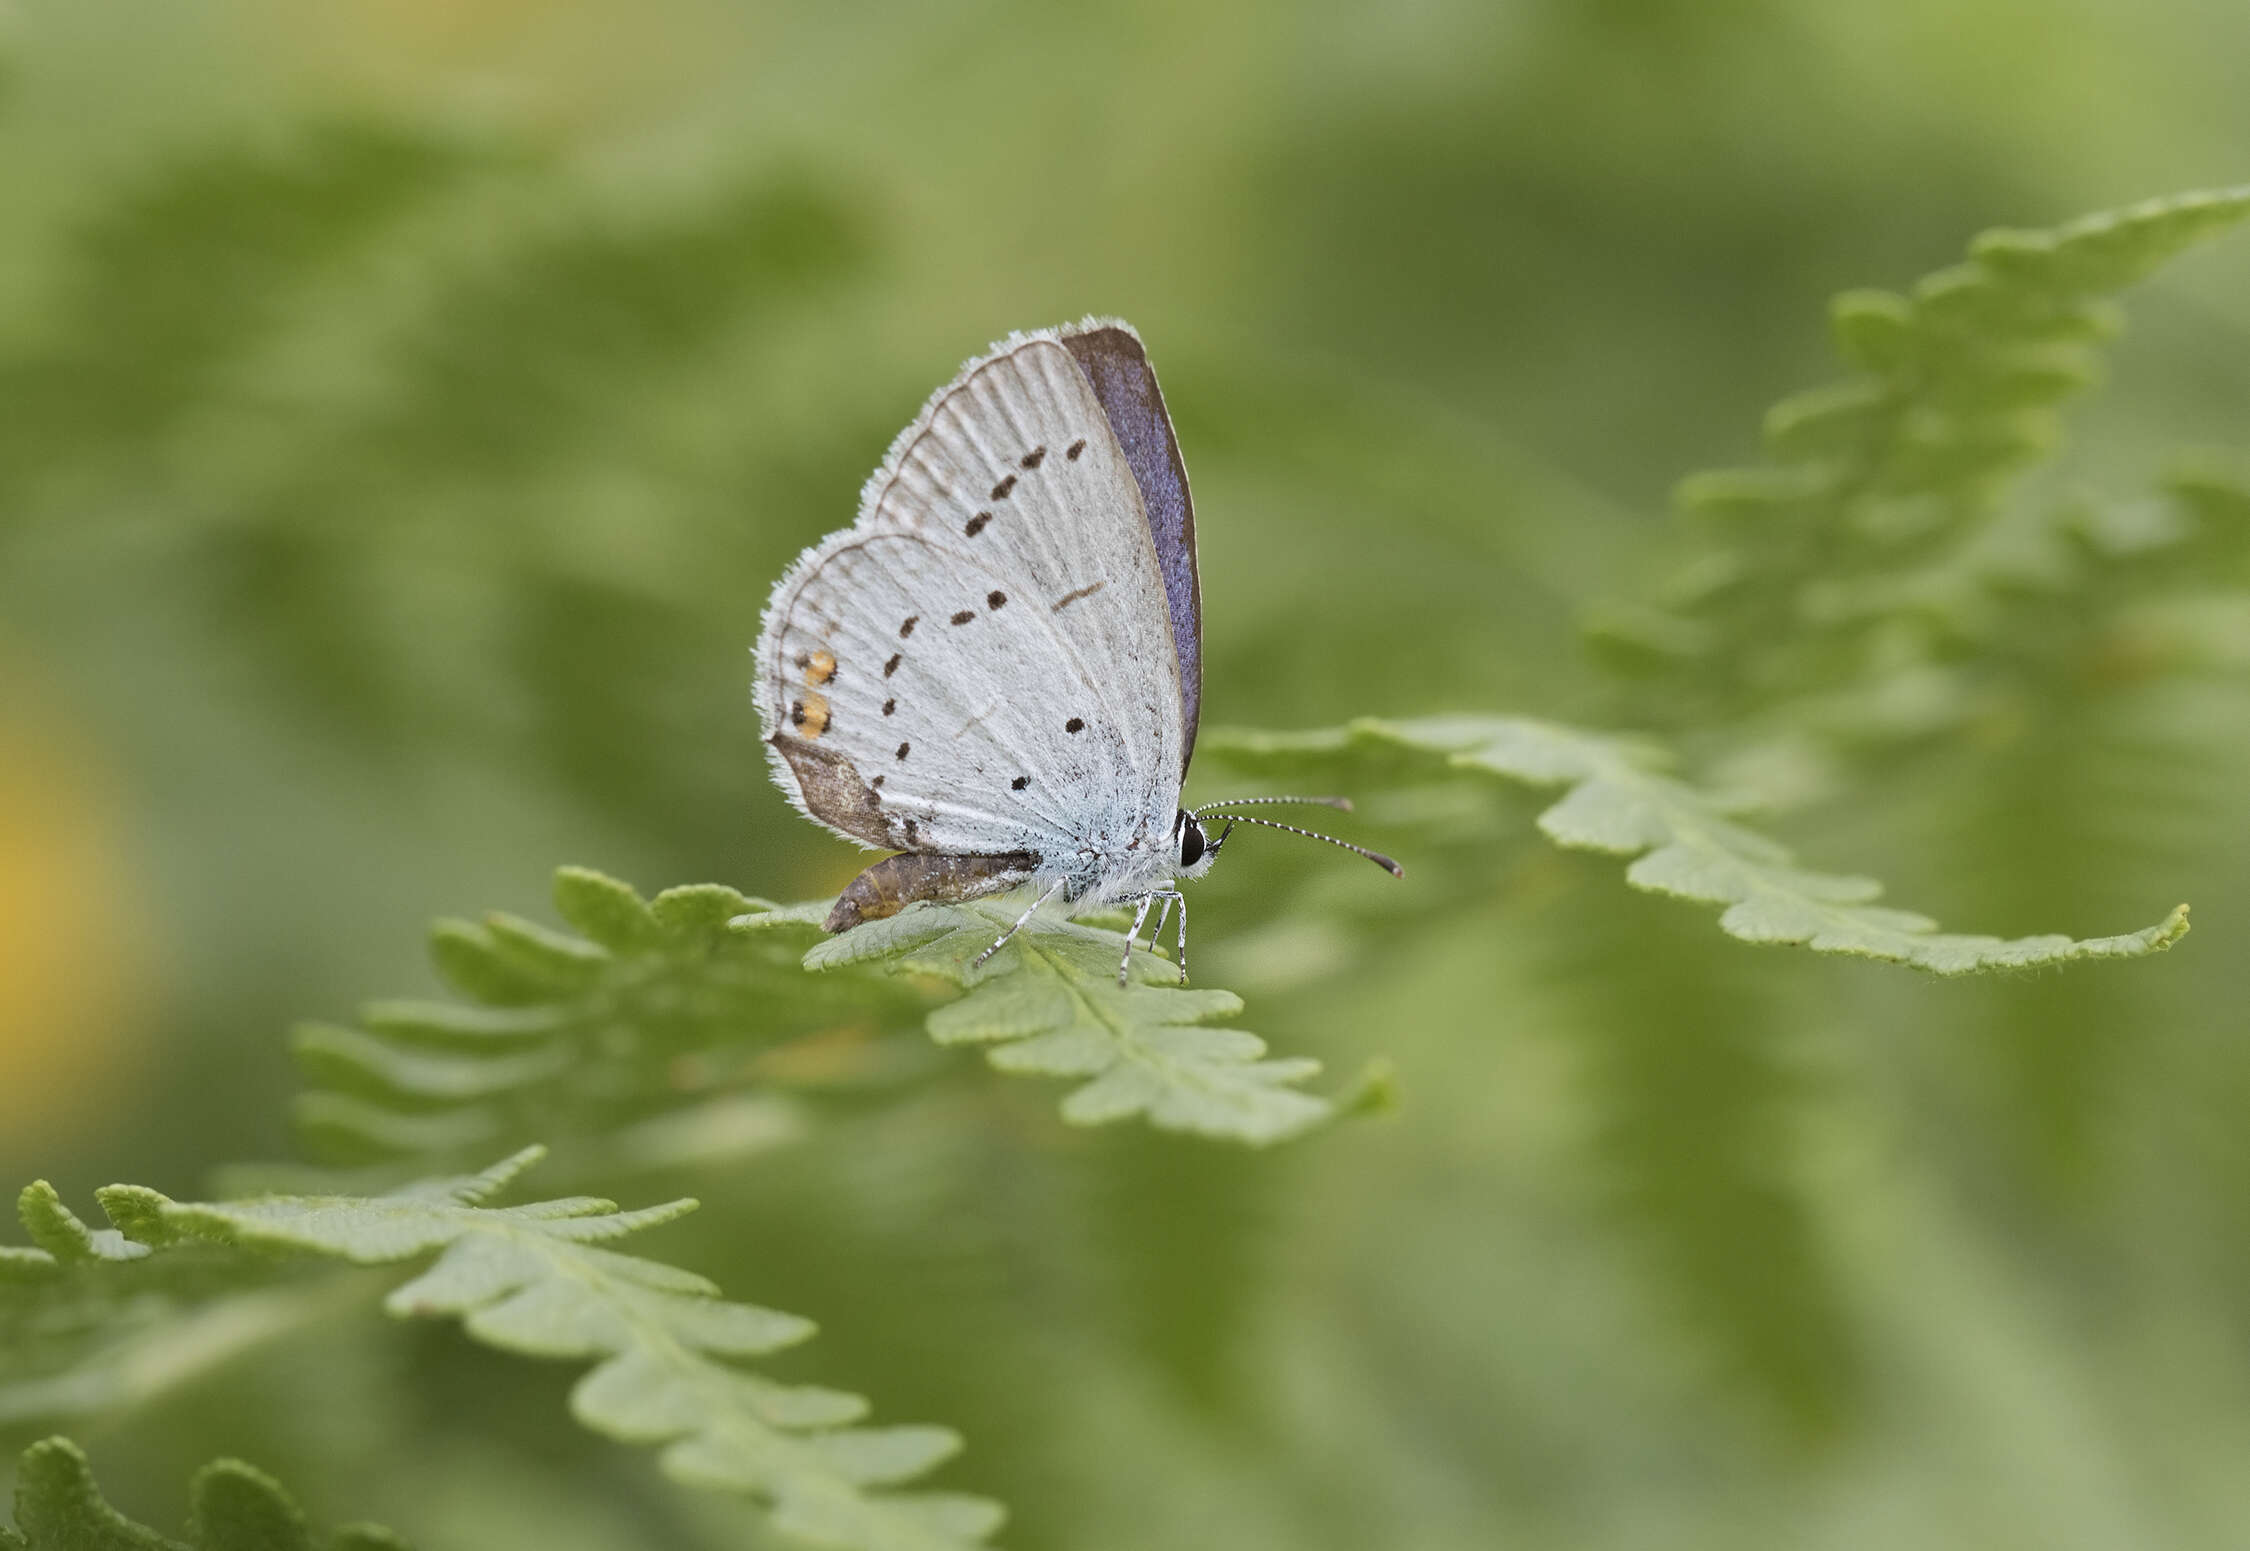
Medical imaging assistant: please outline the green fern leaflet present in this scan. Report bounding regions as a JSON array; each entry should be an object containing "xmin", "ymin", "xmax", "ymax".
[
  {"xmin": 1594, "ymin": 184, "xmax": 2250, "ymax": 729},
  {"xmin": 3, "ymin": 1435, "xmax": 408, "ymax": 1551},
  {"xmin": 774, "ymin": 896, "xmax": 1386, "ymax": 1145},
  {"xmin": 1208, "ymin": 717, "xmax": 2187, "ymax": 972},
  {"xmin": 8, "ymin": 1153, "xmax": 1002, "ymax": 1551}
]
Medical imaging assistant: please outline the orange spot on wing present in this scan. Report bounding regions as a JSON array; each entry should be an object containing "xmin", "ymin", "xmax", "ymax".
[{"xmin": 791, "ymin": 692, "xmax": 831, "ymax": 737}]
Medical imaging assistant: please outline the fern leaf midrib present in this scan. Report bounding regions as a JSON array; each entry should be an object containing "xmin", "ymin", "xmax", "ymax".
[{"xmin": 1016, "ymin": 931, "xmax": 1241, "ymax": 1107}]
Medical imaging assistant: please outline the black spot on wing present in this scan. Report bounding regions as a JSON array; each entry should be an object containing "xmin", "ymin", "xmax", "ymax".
[
  {"xmin": 990, "ymin": 474, "xmax": 1017, "ymax": 500},
  {"xmin": 1066, "ymin": 439, "xmax": 1087, "ymax": 460},
  {"xmin": 900, "ymin": 615, "xmax": 918, "ymax": 638},
  {"xmin": 964, "ymin": 512, "xmax": 990, "ymax": 537},
  {"xmin": 1020, "ymin": 446, "xmax": 1046, "ymax": 468},
  {"xmin": 1065, "ymin": 717, "xmax": 1084, "ymax": 734},
  {"xmin": 895, "ymin": 742, "xmax": 911, "ymax": 760},
  {"xmin": 882, "ymin": 698, "xmax": 895, "ymax": 716},
  {"xmin": 884, "ymin": 653, "xmax": 902, "ymax": 677},
  {"xmin": 1011, "ymin": 775, "xmax": 1029, "ymax": 790},
  {"xmin": 986, "ymin": 590, "xmax": 1007, "ymax": 610},
  {"xmin": 950, "ymin": 609, "xmax": 976, "ymax": 625}
]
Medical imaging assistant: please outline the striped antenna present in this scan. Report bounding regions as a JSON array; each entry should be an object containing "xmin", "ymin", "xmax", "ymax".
[
  {"xmin": 1202, "ymin": 813, "xmax": 1402, "ymax": 877},
  {"xmin": 1191, "ymin": 794, "xmax": 1353, "ymax": 814}
]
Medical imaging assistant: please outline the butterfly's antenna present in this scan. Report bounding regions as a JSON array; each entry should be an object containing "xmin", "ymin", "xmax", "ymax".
[
  {"xmin": 1202, "ymin": 813, "xmax": 1403, "ymax": 877},
  {"xmin": 1192, "ymin": 795, "xmax": 1354, "ymax": 815}
]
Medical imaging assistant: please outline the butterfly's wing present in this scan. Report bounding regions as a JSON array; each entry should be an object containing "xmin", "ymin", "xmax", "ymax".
[
  {"xmin": 1058, "ymin": 325, "xmax": 1201, "ymax": 768},
  {"xmin": 757, "ymin": 321, "xmax": 1189, "ymax": 866}
]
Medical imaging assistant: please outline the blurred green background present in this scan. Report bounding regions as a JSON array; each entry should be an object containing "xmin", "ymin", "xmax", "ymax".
[{"xmin": 6, "ymin": 1, "xmax": 2250, "ymax": 1546}]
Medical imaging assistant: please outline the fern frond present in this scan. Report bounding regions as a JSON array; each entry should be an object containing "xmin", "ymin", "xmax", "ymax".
[
  {"xmin": 2099, "ymin": 458, "xmax": 2250, "ymax": 672},
  {"xmin": 2, "ymin": 128, "xmax": 871, "ymax": 836},
  {"xmin": 13, "ymin": 1152, "xmax": 1000, "ymax": 1551},
  {"xmin": 1207, "ymin": 718, "xmax": 2187, "ymax": 973},
  {"xmin": 1741, "ymin": 454, "xmax": 2250, "ymax": 755},
  {"xmin": 5, "ymin": 1435, "xmax": 408, "ymax": 1550},
  {"xmin": 781, "ymin": 898, "xmax": 1372, "ymax": 1146},
  {"xmin": 290, "ymin": 869, "xmax": 922, "ymax": 1167},
  {"xmin": 1, "ymin": 1179, "xmax": 320, "ymax": 1429},
  {"xmin": 1594, "ymin": 186, "xmax": 2250, "ymax": 722},
  {"xmin": 305, "ymin": 867, "xmax": 1365, "ymax": 1161}
]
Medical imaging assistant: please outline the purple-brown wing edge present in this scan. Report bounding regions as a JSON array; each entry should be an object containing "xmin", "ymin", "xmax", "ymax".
[{"xmin": 1059, "ymin": 321, "xmax": 1202, "ymax": 774}]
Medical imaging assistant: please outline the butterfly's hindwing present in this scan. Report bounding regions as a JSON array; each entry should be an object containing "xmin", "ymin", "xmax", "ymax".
[{"xmin": 758, "ymin": 327, "xmax": 1187, "ymax": 878}]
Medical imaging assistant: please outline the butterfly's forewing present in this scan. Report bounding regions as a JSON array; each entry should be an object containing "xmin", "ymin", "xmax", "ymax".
[
  {"xmin": 1061, "ymin": 325, "xmax": 1201, "ymax": 771},
  {"xmin": 758, "ymin": 325, "xmax": 1186, "ymax": 864}
]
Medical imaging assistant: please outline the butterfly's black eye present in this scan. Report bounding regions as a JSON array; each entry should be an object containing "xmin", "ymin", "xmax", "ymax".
[{"xmin": 1177, "ymin": 812, "xmax": 1205, "ymax": 868}]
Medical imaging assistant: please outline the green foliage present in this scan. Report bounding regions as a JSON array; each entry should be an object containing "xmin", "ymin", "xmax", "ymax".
[
  {"xmin": 2, "ymin": 1437, "xmax": 404, "ymax": 1551},
  {"xmin": 4, "ymin": 1436, "xmax": 406, "ymax": 1551},
  {"xmin": 290, "ymin": 868, "xmax": 922, "ymax": 1168},
  {"xmin": 1208, "ymin": 717, "xmax": 2187, "ymax": 971},
  {"xmin": 1594, "ymin": 185, "xmax": 2250, "ymax": 734},
  {"xmin": 0, "ymin": 122, "xmax": 497, "ymax": 485},
  {"xmin": 313, "ymin": 731, "xmax": 2187, "ymax": 1186},
  {"xmin": 1, "ymin": 1178, "xmax": 302, "ymax": 1430},
  {"xmin": 7, "ymin": 1153, "xmax": 1000, "ymax": 1551},
  {"xmin": 791, "ymin": 899, "xmax": 1382, "ymax": 1146},
  {"xmin": 0, "ymin": 117, "xmax": 872, "ymax": 846},
  {"xmin": 1545, "ymin": 897, "xmax": 1859, "ymax": 1437},
  {"xmin": 298, "ymin": 866, "xmax": 1374, "ymax": 1162},
  {"xmin": 2, "ymin": 28, "xmax": 2245, "ymax": 1539}
]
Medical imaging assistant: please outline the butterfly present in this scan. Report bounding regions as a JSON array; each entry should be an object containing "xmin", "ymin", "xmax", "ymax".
[{"xmin": 756, "ymin": 318, "xmax": 1400, "ymax": 985}]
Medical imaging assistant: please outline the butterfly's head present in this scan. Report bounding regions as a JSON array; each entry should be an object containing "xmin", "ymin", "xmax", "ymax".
[{"xmin": 1173, "ymin": 809, "xmax": 1221, "ymax": 879}]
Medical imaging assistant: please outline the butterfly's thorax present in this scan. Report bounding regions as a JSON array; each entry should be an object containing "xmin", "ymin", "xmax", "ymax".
[{"xmin": 1055, "ymin": 807, "xmax": 1188, "ymax": 906}]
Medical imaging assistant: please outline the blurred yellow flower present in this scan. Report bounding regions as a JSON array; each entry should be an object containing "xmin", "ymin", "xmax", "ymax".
[{"xmin": 0, "ymin": 657, "xmax": 150, "ymax": 1148}]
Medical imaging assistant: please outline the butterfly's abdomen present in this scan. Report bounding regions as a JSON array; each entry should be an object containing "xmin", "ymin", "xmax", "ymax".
[{"xmin": 825, "ymin": 850, "xmax": 1043, "ymax": 932}]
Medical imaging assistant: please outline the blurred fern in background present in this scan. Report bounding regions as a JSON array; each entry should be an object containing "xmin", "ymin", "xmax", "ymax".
[{"xmin": 7, "ymin": 2, "xmax": 2250, "ymax": 1547}]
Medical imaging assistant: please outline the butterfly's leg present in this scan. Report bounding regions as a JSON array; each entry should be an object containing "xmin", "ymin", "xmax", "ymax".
[
  {"xmin": 1143, "ymin": 892, "xmax": 1187, "ymax": 982},
  {"xmin": 972, "ymin": 876, "xmax": 1067, "ymax": 972},
  {"xmin": 1164, "ymin": 890, "xmax": 1188, "ymax": 983},
  {"xmin": 1116, "ymin": 893, "xmax": 1158, "ymax": 987}
]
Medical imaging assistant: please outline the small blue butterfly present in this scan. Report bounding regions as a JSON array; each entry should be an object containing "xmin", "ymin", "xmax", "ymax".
[{"xmin": 758, "ymin": 319, "xmax": 1399, "ymax": 983}]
